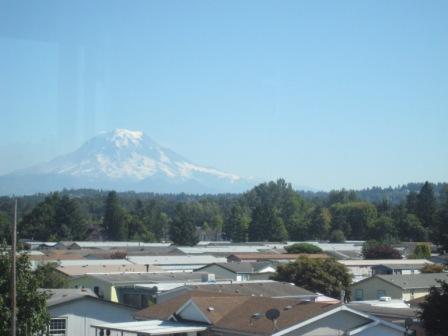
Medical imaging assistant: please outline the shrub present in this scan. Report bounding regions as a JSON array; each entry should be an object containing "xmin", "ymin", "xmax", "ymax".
[
  {"xmin": 362, "ymin": 240, "xmax": 401, "ymax": 259},
  {"xmin": 285, "ymin": 243, "xmax": 323, "ymax": 254},
  {"xmin": 411, "ymin": 243, "xmax": 431, "ymax": 259}
]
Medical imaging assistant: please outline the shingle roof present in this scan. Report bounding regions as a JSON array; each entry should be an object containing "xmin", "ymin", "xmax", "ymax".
[
  {"xmin": 193, "ymin": 296, "xmax": 340, "ymax": 334},
  {"xmin": 137, "ymin": 290, "xmax": 339, "ymax": 334},
  {"xmin": 377, "ymin": 273, "xmax": 448, "ymax": 289}
]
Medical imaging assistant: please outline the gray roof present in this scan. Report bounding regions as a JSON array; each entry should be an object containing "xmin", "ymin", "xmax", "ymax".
[
  {"xmin": 88, "ymin": 272, "xmax": 228, "ymax": 285},
  {"xmin": 44, "ymin": 288, "xmax": 97, "ymax": 306},
  {"xmin": 184, "ymin": 281, "xmax": 315, "ymax": 298},
  {"xmin": 199, "ymin": 262, "xmax": 273, "ymax": 274},
  {"xmin": 377, "ymin": 273, "xmax": 448, "ymax": 289}
]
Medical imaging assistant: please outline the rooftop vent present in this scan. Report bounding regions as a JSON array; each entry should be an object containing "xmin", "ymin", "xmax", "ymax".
[{"xmin": 251, "ymin": 313, "xmax": 262, "ymax": 320}]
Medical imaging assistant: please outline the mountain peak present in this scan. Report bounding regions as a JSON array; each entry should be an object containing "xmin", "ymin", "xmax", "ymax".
[
  {"xmin": 0, "ymin": 129, "xmax": 254, "ymax": 194},
  {"xmin": 108, "ymin": 128, "xmax": 144, "ymax": 148}
]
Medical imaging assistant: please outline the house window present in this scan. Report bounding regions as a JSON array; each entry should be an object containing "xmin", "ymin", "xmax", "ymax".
[
  {"xmin": 376, "ymin": 290, "xmax": 386, "ymax": 299},
  {"xmin": 49, "ymin": 318, "xmax": 67, "ymax": 335},
  {"xmin": 355, "ymin": 289, "xmax": 364, "ymax": 300}
]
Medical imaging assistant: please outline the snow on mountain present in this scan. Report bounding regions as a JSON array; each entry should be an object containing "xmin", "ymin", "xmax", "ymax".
[{"xmin": 0, "ymin": 129, "xmax": 254, "ymax": 195}]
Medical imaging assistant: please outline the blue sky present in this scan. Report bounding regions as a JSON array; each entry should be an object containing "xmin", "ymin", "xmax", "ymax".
[{"xmin": 0, "ymin": 0, "xmax": 447, "ymax": 190}]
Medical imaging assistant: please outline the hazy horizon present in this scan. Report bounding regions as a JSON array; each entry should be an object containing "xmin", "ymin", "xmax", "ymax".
[{"xmin": 1, "ymin": 1, "xmax": 447, "ymax": 190}]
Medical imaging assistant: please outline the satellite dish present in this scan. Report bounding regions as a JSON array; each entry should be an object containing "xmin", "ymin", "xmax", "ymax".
[{"xmin": 265, "ymin": 308, "xmax": 281, "ymax": 321}]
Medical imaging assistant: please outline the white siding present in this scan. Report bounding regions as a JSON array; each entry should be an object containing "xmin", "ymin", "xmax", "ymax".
[{"xmin": 48, "ymin": 297, "xmax": 135, "ymax": 336}]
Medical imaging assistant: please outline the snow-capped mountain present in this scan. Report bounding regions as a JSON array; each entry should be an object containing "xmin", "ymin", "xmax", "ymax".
[{"xmin": 0, "ymin": 129, "xmax": 254, "ymax": 195}]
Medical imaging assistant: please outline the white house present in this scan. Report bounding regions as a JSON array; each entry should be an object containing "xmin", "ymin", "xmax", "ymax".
[{"xmin": 45, "ymin": 288, "xmax": 136, "ymax": 336}]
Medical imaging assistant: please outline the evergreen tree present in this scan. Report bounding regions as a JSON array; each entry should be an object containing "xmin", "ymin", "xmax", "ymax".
[
  {"xmin": 436, "ymin": 187, "xmax": 448, "ymax": 251},
  {"xmin": 308, "ymin": 207, "xmax": 331, "ymax": 240},
  {"xmin": 103, "ymin": 191, "xmax": 128, "ymax": 240},
  {"xmin": 169, "ymin": 203, "xmax": 198, "ymax": 246},
  {"xmin": 406, "ymin": 191, "xmax": 419, "ymax": 214},
  {"xmin": 226, "ymin": 205, "xmax": 250, "ymax": 242},
  {"xmin": 54, "ymin": 195, "xmax": 86, "ymax": 240},
  {"xmin": 416, "ymin": 182, "xmax": 437, "ymax": 229}
]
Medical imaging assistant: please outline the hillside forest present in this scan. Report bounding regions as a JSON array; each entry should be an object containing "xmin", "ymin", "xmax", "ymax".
[{"xmin": 0, "ymin": 180, "xmax": 447, "ymax": 249}]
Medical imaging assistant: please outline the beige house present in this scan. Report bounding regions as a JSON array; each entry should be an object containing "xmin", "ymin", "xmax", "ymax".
[{"xmin": 351, "ymin": 272, "xmax": 448, "ymax": 301}]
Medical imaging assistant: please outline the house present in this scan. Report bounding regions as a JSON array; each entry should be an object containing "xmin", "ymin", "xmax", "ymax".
[
  {"xmin": 153, "ymin": 280, "xmax": 317, "ymax": 303},
  {"xmin": 195, "ymin": 262, "xmax": 276, "ymax": 281},
  {"xmin": 128, "ymin": 291, "xmax": 408, "ymax": 335},
  {"xmin": 45, "ymin": 288, "xmax": 136, "ymax": 336},
  {"xmin": 347, "ymin": 301, "xmax": 424, "ymax": 336},
  {"xmin": 338, "ymin": 259, "xmax": 432, "ymax": 282},
  {"xmin": 351, "ymin": 272, "xmax": 448, "ymax": 301},
  {"xmin": 372, "ymin": 263, "xmax": 426, "ymax": 276},
  {"xmin": 70, "ymin": 272, "xmax": 228, "ymax": 308},
  {"xmin": 227, "ymin": 253, "xmax": 328, "ymax": 263}
]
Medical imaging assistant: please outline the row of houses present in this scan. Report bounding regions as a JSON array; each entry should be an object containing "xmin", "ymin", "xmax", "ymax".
[{"xmin": 27, "ymin": 239, "xmax": 445, "ymax": 335}]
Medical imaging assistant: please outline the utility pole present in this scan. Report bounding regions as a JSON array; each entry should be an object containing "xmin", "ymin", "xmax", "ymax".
[{"xmin": 11, "ymin": 199, "xmax": 17, "ymax": 336}]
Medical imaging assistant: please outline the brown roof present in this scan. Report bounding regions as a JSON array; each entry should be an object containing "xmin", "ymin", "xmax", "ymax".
[
  {"xmin": 228, "ymin": 253, "xmax": 328, "ymax": 261},
  {"xmin": 135, "ymin": 290, "xmax": 241, "ymax": 320},
  {"xmin": 136, "ymin": 290, "xmax": 340, "ymax": 335},
  {"xmin": 200, "ymin": 296, "xmax": 340, "ymax": 335}
]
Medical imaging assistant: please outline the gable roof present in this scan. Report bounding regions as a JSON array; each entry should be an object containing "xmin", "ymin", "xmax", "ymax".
[
  {"xmin": 178, "ymin": 296, "xmax": 342, "ymax": 335},
  {"xmin": 135, "ymin": 291, "xmax": 241, "ymax": 320},
  {"xmin": 138, "ymin": 290, "xmax": 406, "ymax": 335}
]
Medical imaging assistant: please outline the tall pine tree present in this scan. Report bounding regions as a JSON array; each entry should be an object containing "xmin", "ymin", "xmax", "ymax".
[
  {"xmin": 416, "ymin": 182, "xmax": 437, "ymax": 230},
  {"xmin": 103, "ymin": 191, "xmax": 128, "ymax": 241},
  {"xmin": 169, "ymin": 203, "xmax": 198, "ymax": 246}
]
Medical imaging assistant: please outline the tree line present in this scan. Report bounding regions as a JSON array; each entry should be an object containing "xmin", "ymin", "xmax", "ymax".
[{"xmin": 0, "ymin": 179, "xmax": 447, "ymax": 248}]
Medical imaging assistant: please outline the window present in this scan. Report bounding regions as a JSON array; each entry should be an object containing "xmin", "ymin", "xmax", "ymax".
[
  {"xmin": 355, "ymin": 289, "xmax": 364, "ymax": 300},
  {"xmin": 376, "ymin": 290, "xmax": 386, "ymax": 299},
  {"xmin": 49, "ymin": 318, "xmax": 67, "ymax": 336}
]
